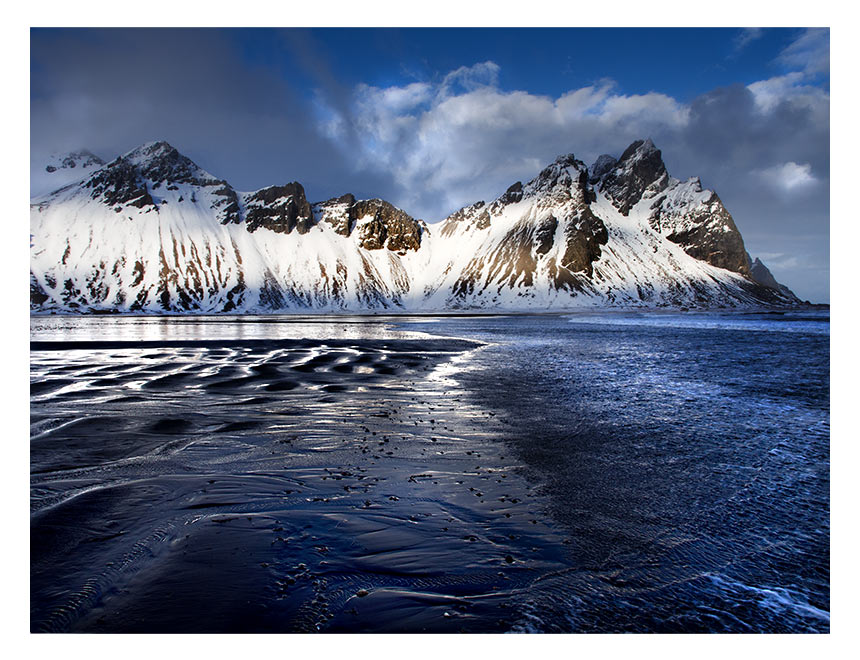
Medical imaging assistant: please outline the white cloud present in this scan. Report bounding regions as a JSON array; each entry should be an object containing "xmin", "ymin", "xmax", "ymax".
[
  {"xmin": 440, "ymin": 61, "xmax": 500, "ymax": 94},
  {"xmin": 747, "ymin": 72, "xmax": 805, "ymax": 112},
  {"xmin": 313, "ymin": 54, "xmax": 827, "ymax": 223},
  {"xmin": 733, "ymin": 28, "xmax": 764, "ymax": 53},
  {"xmin": 745, "ymin": 30, "xmax": 829, "ymax": 116},
  {"xmin": 747, "ymin": 71, "xmax": 830, "ymax": 116},
  {"xmin": 757, "ymin": 162, "xmax": 818, "ymax": 192},
  {"xmin": 777, "ymin": 28, "xmax": 829, "ymax": 76},
  {"xmin": 323, "ymin": 64, "xmax": 690, "ymax": 218}
]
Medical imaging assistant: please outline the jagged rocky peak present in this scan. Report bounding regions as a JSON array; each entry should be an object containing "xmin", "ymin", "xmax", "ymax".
[
  {"xmin": 245, "ymin": 182, "xmax": 315, "ymax": 235},
  {"xmin": 530, "ymin": 153, "xmax": 587, "ymax": 187},
  {"xmin": 744, "ymin": 254, "xmax": 802, "ymax": 303},
  {"xmin": 588, "ymin": 138, "xmax": 753, "ymax": 277},
  {"xmin": 521, "ymin": 154, "xmax": 592, "ymax": 204},
  {"xmin": 645, "ymin": 171, "xmax": 751, "ymax": 276},
  {"xmin": 498, "ymin": 181, "xmax": 524, "ymax": 205},
  {"xmin": 442, "ymin": 153, "xmax": 596, "ymax": 237},
  {"xmin": 481, "ymin": 154, "xmax": 594, "ymax": 218},
  {"xmin": 749, "ymin": 256, "xmax": 780, "ymax": 289},
  {"xmin": 83, "ymin": 155, "xmax": 156, "ymax": 211},
  {"xmin": 81, "ymin": 141, "xmax": 241, "ymax": 224},
  {"xmin": 314, "ymin": 195, "xmax": 424, "ymax": 253},
  {"xmin": 120, "ymin": 141, "xmax": 218, "ymax": 186},
  {"xmin": 599, "ymin": 138, "xmax": 669, "ymax": 215},
  {"xmin": 748, "ymin": 254, "xmax": 801, "ymax": 299}
]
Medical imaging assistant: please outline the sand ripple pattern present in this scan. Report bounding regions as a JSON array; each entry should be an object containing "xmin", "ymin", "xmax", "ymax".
[{"xmin": 31, "ymin": 337, "xmax": 569, "ymax": 633}]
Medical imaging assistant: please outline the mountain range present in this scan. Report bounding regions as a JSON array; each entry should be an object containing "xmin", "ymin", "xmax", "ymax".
[{"xmin": 30, "ymin": 139, "xmax": 802, "ymax": 313}]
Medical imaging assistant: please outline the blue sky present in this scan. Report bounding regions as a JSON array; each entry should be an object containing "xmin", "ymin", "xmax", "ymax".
[
  {"xmin": 252, "ymin": 28, "xmax": 822, "ymax": 101},
  {"xmin": 30, "ymin": 27, "xmax": 830, "ymax": 301}
]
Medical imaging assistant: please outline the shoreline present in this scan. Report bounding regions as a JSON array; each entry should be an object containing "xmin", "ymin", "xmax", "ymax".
[{"xmin": 29, "ymin": 302, "xmax": 828, "ymax": 319}]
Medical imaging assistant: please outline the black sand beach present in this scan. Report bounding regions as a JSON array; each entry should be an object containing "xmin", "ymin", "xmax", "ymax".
[{"xmin": 31, "ymin": 330, "xmax": 568, "ymax": 632}]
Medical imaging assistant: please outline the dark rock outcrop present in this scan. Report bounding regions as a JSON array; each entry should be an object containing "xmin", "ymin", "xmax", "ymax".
[
  {"xmin": 599, "ymin": 139, "xmax": 669, "ymax": 215},
  {"xmin": 534, "ymin": 215, "xmax": 558, "ymax": 255},
  {"xmin": 556, "ymin": 206, "xmax": 609, "ymax": 285},
  {"xmin": 245, "ymin": 182, "xmax": 314, "ymax": 235},
  {"xmin": 315, "ymin": 196, "xmax": 424, "ymax": 252},
  {"xmin": 499, "ymin": 181, "xmax": 524, "ymax": 205},
  {"xmin": 660, "ymin": 193, "xmax": 749, "ymax": 274},
  {"xmin": 748, "ymin": 255, "xmax": 801, "ymax": 302},
  {"xmin": 129, "ymin": 142, "xmax": 213, "ymax": 187},
  {"xmin": 81, "ymin": 141, "xmax": 242, "ymax": 223},
  {"xmin": 648, "ymin": 183, "xmax": 750, "ymax": 275},
  {"xmin": 84, "ymin": 159, "xmax": 155, "ymax": 210},
  {"xmin": 353, "ymin": 199, "xmax": 423, "ymax": 252}
]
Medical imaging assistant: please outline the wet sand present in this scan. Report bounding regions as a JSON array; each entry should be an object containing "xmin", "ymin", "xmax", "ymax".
[{"xmin": 31, "ymin": 336, "xmax": 569, "ymax": 633}]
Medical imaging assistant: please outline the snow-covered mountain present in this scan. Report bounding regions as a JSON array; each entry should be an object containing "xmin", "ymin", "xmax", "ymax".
[{"xmin": 30, "ymin": 140, "xmax": 801, "ymax": 313}]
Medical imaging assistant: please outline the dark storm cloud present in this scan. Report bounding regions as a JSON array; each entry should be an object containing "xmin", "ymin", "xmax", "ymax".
[
  {"xmin": 30, "ymin": 28, "xmax": 391, "ymax": 201},
  {"xmin": 655, "ymin": 81, "xmax": 829, "ymax": 302}
]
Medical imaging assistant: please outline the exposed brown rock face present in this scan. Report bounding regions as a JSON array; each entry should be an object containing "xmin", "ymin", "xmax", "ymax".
[
  {"xmin": 245, "ymin": 182, "xmax": 315, "ymax": 235},
  {"xmin": 354, "ymin": 199, "xmax": 423, "ymax": 252},
  {"xmin": 600, "ymin": 139, "xmax": 669, "ymax": 216},
  {"xmin": 559, "ymin": 207, "xmax": 609, "ymax": 279},
  {"xmin": 450, "ymin": 224, "xmax": 538, "ymax": 298},
  {"xmin": 662, "ymin": 194, "xmax": 749, "ymax": 274},
  {"xmin": 446, "ymin": 153, "xmax": 609, "ymax": 299},
  {"xmin": 648, "ymin": 184, "xmax": 750, "ymax": 276},
  {"xmin": 314, "ymin": 196, "xmax": 424, "ymax": 252}
]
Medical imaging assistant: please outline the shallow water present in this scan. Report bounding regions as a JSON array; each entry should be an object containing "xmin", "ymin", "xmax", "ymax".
[{"xmin": 30, "ymin": 310, "xmax": 829, "ymax": 633}]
